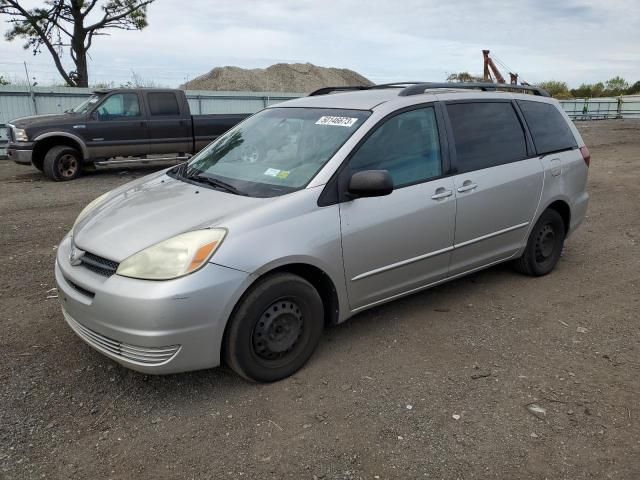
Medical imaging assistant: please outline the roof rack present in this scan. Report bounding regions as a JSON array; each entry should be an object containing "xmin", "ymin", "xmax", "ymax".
[
  {"xmin": 308, "ymin": 81, "xmax": 551, "ymax": 98},
  {"xmin": 398, "ymin": 82, "xmax": 550, "ymax": 97},
  {"xmin": 308, "ymin": 82, "xmax": 424, "ymax": 97},
  {"xmin": 308, "ymin": 86, "xmax": 369, "ymax": 96}
]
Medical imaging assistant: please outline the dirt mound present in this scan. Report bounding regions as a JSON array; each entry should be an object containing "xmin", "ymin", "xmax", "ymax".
[{"xmin": 182, "ymin": 62, "xmax": 373, "ymax": 93}]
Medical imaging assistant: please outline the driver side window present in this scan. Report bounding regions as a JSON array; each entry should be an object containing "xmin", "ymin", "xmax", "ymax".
[
  {"xmin": 349, "ymin": 107, "xmax": 442, "ymax": 188},
  {"xmin": 96, "ymin": 93, "xmax": 141, "ymax": 120}
]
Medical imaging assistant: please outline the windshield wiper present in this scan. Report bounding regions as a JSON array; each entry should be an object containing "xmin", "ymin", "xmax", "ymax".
[{"xmin": 187, "ymin": 174, "xmax": 248, "ymax": 196}]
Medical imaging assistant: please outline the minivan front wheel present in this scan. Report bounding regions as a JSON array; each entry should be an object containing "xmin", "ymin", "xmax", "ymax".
[
  {"xmin": 514, "ymin": 209, "xmax": 566, "ymax": 276},
  {"xmin": 223, "ymin": 273, "xmax": 324, "ymax": 382}
]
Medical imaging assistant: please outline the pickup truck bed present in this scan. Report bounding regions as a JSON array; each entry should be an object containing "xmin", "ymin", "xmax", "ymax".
[{"xmin": 192, "ymin": 114, "xmax": 249, "ymax": 152}]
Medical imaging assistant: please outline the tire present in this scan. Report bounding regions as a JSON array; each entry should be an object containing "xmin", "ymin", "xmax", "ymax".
[
  {"xmin": 33, "ymin": 159, "xmax": 44, "ymax": 171},
  {"xmin": 43, "ymin": 146, "xmax": 82, "ymax": 181},
  {"xmin": 223, "ymin": 273, "xmax": 324, "ymax": 382},
  {"xmin": 513, "ymin": 209, "xmax": 566, "ymax": 276}
]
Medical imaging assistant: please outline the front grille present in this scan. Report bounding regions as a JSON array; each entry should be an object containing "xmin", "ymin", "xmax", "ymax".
[
  {"xmin": 80, "ymin": 252, "xmax": 119, "ymax": 277},
  {"xmin": 7, "ymin": 126, "xmax": 14, "ymax": 142},
  {"xmin": 63, "ymin": 310, "xmax": 181, "ymax": 366}
]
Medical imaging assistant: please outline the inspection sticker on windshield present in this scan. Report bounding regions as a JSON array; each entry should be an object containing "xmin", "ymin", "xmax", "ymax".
[
  {"xmin": 315, "ymin": 116, "xmax": 358, "ymax": 127},
  {"xmin": 264, "ymin": 168, "xmax": 290, "ymax": 179}
]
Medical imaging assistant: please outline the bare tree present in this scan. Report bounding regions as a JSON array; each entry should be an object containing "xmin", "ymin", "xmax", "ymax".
[{"xmin": 0, "ymin": 0, "xmax": 155, "ymax": 87}]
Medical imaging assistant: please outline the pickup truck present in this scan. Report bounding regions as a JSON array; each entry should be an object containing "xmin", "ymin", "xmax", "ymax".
[{"xmin": 6, "ymin": 88, "xmax": 249, "ymax": 181}]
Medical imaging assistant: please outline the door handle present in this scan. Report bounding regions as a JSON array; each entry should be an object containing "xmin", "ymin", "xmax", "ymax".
[
  {"xmin": 457, "ymin": 182, "xmax": 478, "ymax": 193},
  {"xmin": 431, "ymin": 188, "xmax": 453, "ymax": 200}
]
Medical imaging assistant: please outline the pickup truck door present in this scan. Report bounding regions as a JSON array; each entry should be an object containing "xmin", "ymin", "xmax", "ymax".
[
  {"xmin": 83, "ymin": 92, "xmax": 149, "ymax": 158},
  {"xmin": 143, "ymin": 91, "xmax": 192, "ymax": 155}
]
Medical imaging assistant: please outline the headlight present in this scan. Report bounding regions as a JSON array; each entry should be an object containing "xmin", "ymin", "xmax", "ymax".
[
  {"xmin": 116, "ymin": 229, "xmax": 227, "ymax": 280},
  {"xmin": 72, "ymin": 192, "xmax": 110, "ymax": 234},
  {"xmin": 13, "ymin": 127, "xmax": 28, "ymax": 142}
]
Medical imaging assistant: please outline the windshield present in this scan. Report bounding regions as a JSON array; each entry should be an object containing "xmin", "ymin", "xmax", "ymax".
[
  {"xmin": 71, "ymin": 94, "xmax": 103, "ymax": 114},
  {"xmin": 182, "ymin": 107, "xmax": 371, "ymax": 197}
]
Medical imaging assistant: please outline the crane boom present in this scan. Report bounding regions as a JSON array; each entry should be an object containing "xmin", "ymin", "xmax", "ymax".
[
  {"xmin": 482, "ymin": 49, "xmax": 520, "ymax": 84},
  {"xmin": 482, "ymin": 50, "xmax": 506, "ymax": 83}
]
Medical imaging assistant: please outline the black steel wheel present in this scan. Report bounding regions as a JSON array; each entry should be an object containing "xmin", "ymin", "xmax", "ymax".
[
  {"xmin": 223, "ymin": 273, "xmax": 324, "ymax": 382},
  {"xmin": 514, "ymin": 209, "xmax": 566, "ymax": 276},
  {"xmin": 252, "ymin": 300, "xmax": 304, "ymax": 360},
  {"xmin": 43, "ymin": 145, "xmax": 82, "ymax": 181}
]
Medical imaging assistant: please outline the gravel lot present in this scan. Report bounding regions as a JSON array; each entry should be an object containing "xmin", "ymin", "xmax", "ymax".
[{"xmin": 1, "ymin": 120, "xmax": 639, "ymax": 479}]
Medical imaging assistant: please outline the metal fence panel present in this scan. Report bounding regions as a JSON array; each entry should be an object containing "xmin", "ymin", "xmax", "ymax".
[
  {"xmin": 559, "ymin": 96, "xmax": 640, "ymax": 120},
  {"xmin": 560, "ymin": 97, "xmax": 619, "ymax": 120},
  {"xmin": 0, "ymin": 86, "xmax": 301, "ymax": 123},
  {"xmin": 620, "ymin": 95, "xmax": 640, "ymax": 119}
]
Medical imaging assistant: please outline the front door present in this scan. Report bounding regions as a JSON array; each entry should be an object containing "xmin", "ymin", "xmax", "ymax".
[
  {"xmin": 84, "ymin": 92, "xmax": 149, "ymax": 159},
  {"xmin": 445, "ymin": 101, "xmax": 544, "ymax": 275},
  {"xmin": 339, "ymin": 105, "xmax": 456, "ymax": 310}
]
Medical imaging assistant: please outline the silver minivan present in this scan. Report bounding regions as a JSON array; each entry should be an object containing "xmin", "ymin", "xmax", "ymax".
[{"xmin": 56, "ymin": 82, "xmax": 590, "ymax": 382}]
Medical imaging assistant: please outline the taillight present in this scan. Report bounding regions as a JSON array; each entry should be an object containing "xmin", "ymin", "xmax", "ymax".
[{"xmin": 580, "ymin": 146, "xmax": 591, "ymax": 167}]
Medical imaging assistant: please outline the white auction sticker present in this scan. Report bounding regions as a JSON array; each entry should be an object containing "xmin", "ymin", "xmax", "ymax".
[
  {"xmin": 264, "ymin": 168, "xmax": 281, "ymax": 177},
  {"xmin": 315, "ymin": 116, "xmax": 358, "ymax": 127}
]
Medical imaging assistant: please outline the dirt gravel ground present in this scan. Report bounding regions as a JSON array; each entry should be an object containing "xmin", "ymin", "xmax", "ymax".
[{"xmin": 1, "ymin": 120, "xmax": 639, "ymax": 479}]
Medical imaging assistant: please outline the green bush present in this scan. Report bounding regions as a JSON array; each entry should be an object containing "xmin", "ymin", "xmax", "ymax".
[{"xmin": 536, "ymin": 81, "xmax": 572, "ymax": 99}]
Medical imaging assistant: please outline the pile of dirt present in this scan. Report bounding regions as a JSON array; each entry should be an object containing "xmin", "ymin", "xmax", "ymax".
[{"xmin": 181, "ymin": 62, "xmax": 373, "ymax": 93}]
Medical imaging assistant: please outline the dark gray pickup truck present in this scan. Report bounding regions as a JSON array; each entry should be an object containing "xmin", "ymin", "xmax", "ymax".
[{"xmin": 6, "ymin": 88, "xmax": 248, "ymax": 181}]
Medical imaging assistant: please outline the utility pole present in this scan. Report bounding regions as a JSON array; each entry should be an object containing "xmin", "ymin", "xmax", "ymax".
[{"xmin": 23, "ymin": 61, "xmax": 38, "ymax": 115}]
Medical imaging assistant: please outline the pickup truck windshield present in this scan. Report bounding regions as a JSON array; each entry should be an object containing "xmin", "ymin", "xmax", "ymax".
[
  {"xmin": 70, "ymin": 94, "xmax": 103, "ymax": 114},
  {"xmin": 182, "ymin": 107, "xmax": 371, "ymax": 197}
]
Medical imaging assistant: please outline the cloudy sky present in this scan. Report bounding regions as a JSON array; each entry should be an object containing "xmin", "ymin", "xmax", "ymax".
[{"xmin": 0, "ymin": 0, "xmax": 638, "ymax": 88}]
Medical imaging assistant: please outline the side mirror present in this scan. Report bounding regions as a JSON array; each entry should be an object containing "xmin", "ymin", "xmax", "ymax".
[
  {"xmin": 348, "ymin": 170, "xmax": 394, "ymax": 198},
  {"xmin": 90, "ymin": 110, "xmax": 99, "ymax": 120}
]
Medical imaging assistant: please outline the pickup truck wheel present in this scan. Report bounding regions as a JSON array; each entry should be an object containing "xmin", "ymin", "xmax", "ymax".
[
  {"xmin": 223, "ymin": 273, "xmax": 324, "ymax": 383},
  {"xmin": 43, "ymin": 146, "xmax": 82, "ymax": 181},
  {"xmin": 513, "ymin": 209, "xmax": 565, "ymax": 276}
]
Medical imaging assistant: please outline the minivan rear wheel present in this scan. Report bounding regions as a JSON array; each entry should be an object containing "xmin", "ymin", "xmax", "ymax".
[
  {"xmin": 514, "ymin": 209, "xmax": 565, "ymax": 276},
  {"xmin": 223, "ymin": 273, "xmax": 324, "ymax": 382}
]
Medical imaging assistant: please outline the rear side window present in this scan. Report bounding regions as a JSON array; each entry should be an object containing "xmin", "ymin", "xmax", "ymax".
[
  {"xmin": 148, "ymin": 92, "xmax": 180, "ymax": 116},
  {"xmin": 517, "ymin": 100, "xmax": 577, "ymax": 154},
  {"xmin": 447, "ymin": 102, "xmax": 527, "ymax": 172}
]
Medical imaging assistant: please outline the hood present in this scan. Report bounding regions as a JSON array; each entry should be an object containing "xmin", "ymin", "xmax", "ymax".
[
  {"xmin": 73, "ymin": 171, "xmax": 267, "ymax": 262},
  {"xmin": 11, "ymin": 112, "xmax": 84, "ymax": 129}
]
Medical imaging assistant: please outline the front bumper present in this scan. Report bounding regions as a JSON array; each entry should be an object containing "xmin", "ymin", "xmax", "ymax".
[
  {"xmin": 55, "ymin": 235, "xmax": 252, "ymax": 374},
  {"xmin": 7, "ymin": 144, "xmax": 33, "ymax": 165}
]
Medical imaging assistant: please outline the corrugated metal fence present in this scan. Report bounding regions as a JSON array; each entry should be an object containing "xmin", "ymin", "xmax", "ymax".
[
  {"xmin": 0, "ymin": 85, "xmax": 301, "ymax": 122},
  {"xmin": 2, "ymin": 86, "xmax": 640, "ymax": 157}
]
